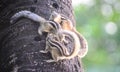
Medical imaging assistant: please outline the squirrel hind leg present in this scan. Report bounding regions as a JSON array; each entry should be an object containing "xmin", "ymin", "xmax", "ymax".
[{"xmin": 44, "ymin": 54, "xmax": 59, "ymax": 63}]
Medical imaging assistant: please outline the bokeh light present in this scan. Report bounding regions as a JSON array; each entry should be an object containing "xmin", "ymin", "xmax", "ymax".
[
  {"xmin": 105, "ymin": 22, "xmax": 117, "ymax": 35},
  {"xmin": 72, "ymin": 0, "xmax": 120, "ymax": 72}
]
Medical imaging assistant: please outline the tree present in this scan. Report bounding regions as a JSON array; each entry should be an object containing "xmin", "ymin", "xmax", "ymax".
[{"xmin": 0, "ymin": 0, "xmax": 83, "ymax": 72}]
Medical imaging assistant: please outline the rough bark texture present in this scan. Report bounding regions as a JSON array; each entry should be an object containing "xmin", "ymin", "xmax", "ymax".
[{"xmin": 0, "ymin": 0, "xmax": 83, "ymax": 72}]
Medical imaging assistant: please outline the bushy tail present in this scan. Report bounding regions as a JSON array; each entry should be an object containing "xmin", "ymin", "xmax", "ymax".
[{"xmin": 10, "ymin": 10, "xmax": 46, "ymax": 24}]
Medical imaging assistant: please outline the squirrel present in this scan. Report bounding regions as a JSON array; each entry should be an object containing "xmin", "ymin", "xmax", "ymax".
[
  {"xmin": 10, "ymin": 10, "xmax": 61, "ymax": 36},
  {"xmin": 40, "ymin": 30, "xmax": 81, "ymax": 62},
  {"xmin": 40, "ymin": 12, "xmax": 87, "ymax": 62},
  {"xmin": 49, "ymin": 12, "xmax": 88, "ymax": 58},
  {"xmin": 10, "ymin": 10, "xmax": 66, "ymax": 42},
  {"xmin": 60, "ymin": 18, "xmax": 88, "ymax": 58}
]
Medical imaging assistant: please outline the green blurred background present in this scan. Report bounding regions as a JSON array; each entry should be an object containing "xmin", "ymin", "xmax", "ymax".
[{"xmin": 72, "ymin": 0, "xmax": 120, "ymax": 72}]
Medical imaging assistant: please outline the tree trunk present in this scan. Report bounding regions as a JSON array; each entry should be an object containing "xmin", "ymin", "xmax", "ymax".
[{"xmin": 0, "ymin": 0, "xmax": 83, "ymax": 72}]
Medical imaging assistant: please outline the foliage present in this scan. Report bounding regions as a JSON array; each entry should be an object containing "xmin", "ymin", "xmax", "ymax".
[{"xmin": 73, "ymin": 0, "xmax": 120, "ymax": 72}]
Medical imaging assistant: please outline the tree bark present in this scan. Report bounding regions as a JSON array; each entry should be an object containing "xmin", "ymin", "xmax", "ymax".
[{"xmin": 0, "ymin": 0, "xmax": 83, "ymax": 72}]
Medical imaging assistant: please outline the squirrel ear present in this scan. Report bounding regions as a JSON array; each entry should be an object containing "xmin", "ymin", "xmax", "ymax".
[{"xmin": 49, "ymin": 11, "xmax": 61, "ymax": 24}]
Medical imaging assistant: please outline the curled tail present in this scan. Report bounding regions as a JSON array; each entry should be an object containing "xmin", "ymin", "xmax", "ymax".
[
  {"xmin": 10, "ymin": 10, "xmax": 46, "ymax": 24},
  {"xmin": 60, "ymin": 30, "xmax": 81, "ymax": 59}
]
